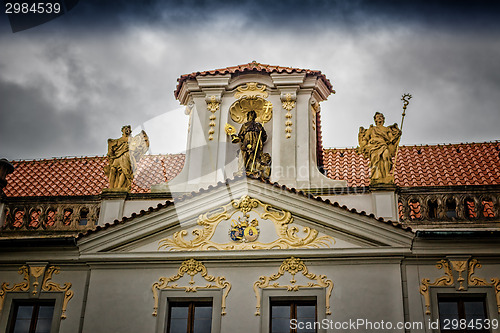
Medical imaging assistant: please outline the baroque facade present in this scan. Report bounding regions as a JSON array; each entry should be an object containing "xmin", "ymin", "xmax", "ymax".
[{"xmin": 0, "ymin": 62, "xmax": 499, "ymax": 333}]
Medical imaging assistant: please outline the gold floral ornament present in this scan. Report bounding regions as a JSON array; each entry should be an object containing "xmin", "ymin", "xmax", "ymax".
[
  {"xmin": 0, "ymin": 265, "xmax": 74, "ymax": 319},
  {"xmin": 151, "ymin": 259, "xmax": 231, "ymax": 316},
  {"xmin": 253, "ymin": 257, "xmax": 333, "ymax": 316},
  {"xmin": 281, "ymin": 93, "xmax": 295, "ymax": 139},
  {"xmin": 420, "ymin": 259, "xmax": 500, "ymax": 315},
  {"xmin": 158, "ymin": 195, "xmax": 335, "ymax": 251},
  {"xmin": 207, "ymin": 96, "xmax": 220, "ymax": 141}
]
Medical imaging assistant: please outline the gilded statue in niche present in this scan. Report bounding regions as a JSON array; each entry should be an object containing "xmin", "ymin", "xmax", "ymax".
[
  {"xmin": 357, "ymin": 112, "xmax": 401, "ymax": 185},
  {"xmin": 226, "ymin": 111, "xmax": 271, "ymax": 178},
  {"xmin": 104, "ymin": 125, "xmax": 149, "ymax": 190}
]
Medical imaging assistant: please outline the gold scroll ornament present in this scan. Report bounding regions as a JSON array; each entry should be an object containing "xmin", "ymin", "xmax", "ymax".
[
  {"xmin": 158, "ymin": 195, "xmax": 335, "ymax": 251},
  {"xmin": 0, "ymin": 265, "xmax": 74, "ymax": 319},
  {"xmin": 420, "ymin": 259, "xmax": 500, "ymax": 315},
  {"xmin": 253, "ymin": 257, "xmax": 333, "ymax": 316},
  {"xmin": 151, "ymin": 259, "xmax": 231, "ymax": 316}
]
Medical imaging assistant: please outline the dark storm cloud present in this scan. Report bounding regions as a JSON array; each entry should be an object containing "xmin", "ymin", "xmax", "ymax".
[
  {"xmin": 0, "ymin": 79, "xmax": 95, "ymax": 159},
  {"xmin": 57, "ymin": 0, "xmax": 500, "ymax": 31}
]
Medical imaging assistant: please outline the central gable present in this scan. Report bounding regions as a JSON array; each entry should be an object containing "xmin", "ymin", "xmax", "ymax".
[{"xmin": 77, "ymin": 178, "xmax": 413, "ymax": 255}]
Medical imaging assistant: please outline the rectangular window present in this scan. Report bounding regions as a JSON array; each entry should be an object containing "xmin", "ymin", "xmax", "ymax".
[
  {"xmin": 8, "ymin": 300, "xmax": 55, "ymax": 333},
  {"xmin": 438, "ymin": 295, "xmax": 489, "ymax": 333},
  {"xmin": 167, "ymin": 300, "xmax": 212, "ymax": 333},
  {"xmin": 270, "ymin": 300, "xmax": 317, "ymax": 333}
]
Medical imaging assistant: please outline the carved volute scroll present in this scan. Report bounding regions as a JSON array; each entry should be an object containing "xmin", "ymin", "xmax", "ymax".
[
  {"xmin": 0, "ymin": 265, "xmax": 74, "ymax": 319},
  {"xmin": 253, "ymin": 257, "xmax": 333, "ymax": 316},
  {"xmin": 151, "ymin": 259, "xmax": 231, "ymax": 316},
  {"xmin": 419, "ymin": 258, "xmax": 500, "ymax": 315},
  {"xmin": 158, "ymin": 195, "xmax": 335, "ymax": 251}
]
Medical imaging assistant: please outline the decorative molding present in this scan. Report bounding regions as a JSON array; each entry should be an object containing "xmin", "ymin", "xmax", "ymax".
[
  {"xmin": 41, "ymin": 266, "xmax": 74, "ymax": 319},
  {"xmin": 419, "ymin": 258, "xmax": 500, "ymax": 315},
  {"xmin": 234, "ymin": 82, "xmax": 268, "ymax": 100},
  {"xmin": 281, "ymin": 93, "xmax": 296, "ymax": 139},
  {"xmin": 151, "ymin": 259, "xmax": 231, "ymax": 316},
  {"xmin": 0, "ymin": 265, "xmax": 74, "ymax": 319},
  {"xmin": 206, "ymin": 96, "xmax": 220, "ymax": 141},
  {"xmin": 252, "ymin": 257, "xmax": 333, "ymax": 316},
  {"xmin": 158, "ymin": 195, "xmax": 335, "ymax": 251}
]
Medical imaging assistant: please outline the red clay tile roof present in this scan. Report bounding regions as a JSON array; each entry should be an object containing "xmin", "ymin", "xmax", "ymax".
[
  {"xmin": 174, "ymin": 61, "xmax": 335, "ymax": 99},
  {"xmin": 323, "ymin": 141, "xmax": 500, "ymax": 187},
  {"xmin": 4, "ymin": 142, "xmax": 499, "ymax": 197},
  {"xmin": 4, "ymin": 155, "xmax": 184, "ymax": 197}
]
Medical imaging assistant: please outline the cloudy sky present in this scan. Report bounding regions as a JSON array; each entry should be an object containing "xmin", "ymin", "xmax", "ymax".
[{"xmin": 1, "ymin": 0, "xmax": 499, "ymax": 160}]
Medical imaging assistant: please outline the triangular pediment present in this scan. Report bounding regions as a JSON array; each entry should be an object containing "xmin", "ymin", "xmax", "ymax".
[{"xmin": 77, "ymin": 178, "xmax": 413, "ymax": 255}]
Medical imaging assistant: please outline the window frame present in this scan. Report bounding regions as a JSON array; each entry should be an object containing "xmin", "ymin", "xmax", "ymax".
[
  {"xmin": 167, "ymin": 299, "xmax": 213, "ymax": 333},
  {"xmin": 260, "ymin": 289, "xmax": 326, "ymax": 333},
  {"xmin": 155, "ymin": 289, "xmax": 222, "ymax": 333},
  {"xmin": 0, "ymin": 292, "xmax": 64, "ymax": 333},
  {"xmin": 430, "ymin": 287, "xmax": 499, "ymax": 333},
  {"xmin": 270, "ymin": 299, "xmax": 318, "ymax": 333}
]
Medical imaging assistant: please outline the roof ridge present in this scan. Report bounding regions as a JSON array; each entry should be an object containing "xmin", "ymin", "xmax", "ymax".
[{"xmin": 324, "ymin": 140, "xmax": 500, "ymax": 150}]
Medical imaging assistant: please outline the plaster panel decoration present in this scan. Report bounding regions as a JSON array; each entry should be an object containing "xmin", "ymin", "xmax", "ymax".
[
  {"xmin": 253, "ymin": 257, "xmax": 333, "ymax": 316},
  {"xmin": 419, "ymin": 258, "xmax": 500, "ymax": 315},
  {"xmin": 230, "ymin": 83, "xmax": 272, "ymax": 124},
  {"xmin": 206, "ymin": 95, "xmax": 220, "ymax": 141},
  {"xmin": 158, "ymin": 195, "xmax": 335, "ymax": 251},
  {"xmin": 234, "ymin": 82, "xmax": 269, "ymax": 100},
  {"xmin": 281, "ymin": 93, "xmax": 296, "ymax": 139},
  {"xmin": 0, "ymin": 265, "xmax": 74, "ymax": 319},
  {"xmin": 151, "ymin": 259, "xmax": 231, "ymax": 316}
]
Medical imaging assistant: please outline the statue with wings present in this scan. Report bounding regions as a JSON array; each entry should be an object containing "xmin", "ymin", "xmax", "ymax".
[{"xmin": 104, "ymin": 125, "xmax": 149, "ymax": 190}]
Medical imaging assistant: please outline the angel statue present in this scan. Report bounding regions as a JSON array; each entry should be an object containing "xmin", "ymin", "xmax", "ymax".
[
  {"xmin": 104, "ymin": 125, "xmax": 149, "ymax": 190},
  {"xmin": 356, "ymin": 112, "xmax": 401, "ymax": 185}
]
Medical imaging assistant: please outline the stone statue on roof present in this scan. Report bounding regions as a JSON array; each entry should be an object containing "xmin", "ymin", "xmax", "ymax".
[
  {"xmin": 356, "ymin": 112, "xmax": 401, "ymax": 186},
  {"xmin": 104, "ymin": 125, "xmax": 149, "ymax": 191},
  {"xmin": 226, "ymin": 110, "xmax": 270, "ymax": 178}
]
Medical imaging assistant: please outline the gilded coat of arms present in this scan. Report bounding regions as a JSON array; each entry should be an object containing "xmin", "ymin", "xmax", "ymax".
[{"xmin": 229, "ymin": 214, "xmax": 260, "ymax": 242}]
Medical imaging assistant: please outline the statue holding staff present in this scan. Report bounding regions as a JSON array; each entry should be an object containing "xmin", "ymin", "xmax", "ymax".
[
  {"xmin": 226, "ymin": 110, "xmax": 269, "ymax": 177},
  {"xmin": 357, "ymin": 112, "xmax": 402, "ymax": 185}
]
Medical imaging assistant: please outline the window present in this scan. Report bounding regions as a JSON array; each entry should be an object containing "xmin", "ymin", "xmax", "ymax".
[
  {"xmin": 270, "ymin": 300, "xmax": 317, "ymax": 333},
  {"xmin": 8, "ymin": 300, "xmax": 55, "ymax": 333},
  {"xmin": 167, "ymin": 300, "xmax": 212, "ymax": 333},
  {"xmin": 438, "ymin": 295, "xmax": 489, "ymax": 333}
]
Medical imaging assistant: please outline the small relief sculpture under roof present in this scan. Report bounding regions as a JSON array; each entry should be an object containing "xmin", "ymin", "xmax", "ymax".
[
  {"xmin": 104, "ymin": 125, "xmax": 149, "ymax": 191},
  {"xmin": 357, "ymin": 112, "xmax": 402, "ymax": 186}
]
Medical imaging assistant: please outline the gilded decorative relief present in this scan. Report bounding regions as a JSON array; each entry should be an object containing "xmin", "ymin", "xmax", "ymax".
[
  {"xmin": 0, "ymin": 265, "xmax": 74, "ymax": 319},
  {"xmin": 158, "ymin": 195, "xmax": 335, "ymax": 251},
  {"xmin": 207, "ymin": 96, "xmax": 220, "ymax": 141},
  {"xmin": 234, "ymin": 82, "xmax": 269, "ymax": 100},
  {"xmin": 230, "ymin": 82, "xmax": 272, "ymax": 124},
  {"xmin": 282, "ymin": 93, "xmax": 295, "ymax": 139},
  {"xmin": 253, "ymin": 257, "xmax": 333, "ymax": 316},
  {"xmin": 151, "ymin": 259, "xmax": 231, "ymax": 316},
  {"xmin": 419, "ymin": 258, "xmax": 500, "ymax": 315}
]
